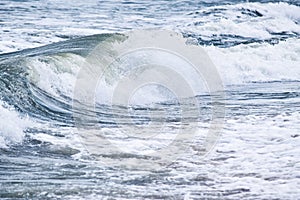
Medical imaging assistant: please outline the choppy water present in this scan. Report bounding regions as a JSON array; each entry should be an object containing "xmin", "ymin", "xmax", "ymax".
[{"xmin": 1, "ymin": 0, "xmax": 300, "ymax": 199}]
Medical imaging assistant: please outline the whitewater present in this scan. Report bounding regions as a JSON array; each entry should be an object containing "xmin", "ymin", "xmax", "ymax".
[{"xmin": 0, "ymin": 0, "xmax": 299, "ymax": 199}]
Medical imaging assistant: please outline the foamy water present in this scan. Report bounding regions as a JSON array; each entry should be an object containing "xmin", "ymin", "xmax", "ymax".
[{"xmin": 0, "ymin": 0, "xmax": 299, "ymax": 199}]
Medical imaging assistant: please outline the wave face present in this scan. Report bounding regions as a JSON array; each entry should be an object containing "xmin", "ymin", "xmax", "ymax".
[
  {"xmin": 0, "ymin": 34, "xmax": 121, "ymax": 146},
  {"xmin": 0, "ymin": 0, "xmax": 300, "ymax": 199}
]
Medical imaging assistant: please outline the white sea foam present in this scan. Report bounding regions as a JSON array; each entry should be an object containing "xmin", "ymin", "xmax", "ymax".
[
  {"xmin": 0, "ymin": 101, "xmax": 35, "ymax": 148},
  {"xmin": 0, "ymin": 1, "xmax": 299, "ymax": 99},
  {"xmin": 206, "ymin": 38, "xmax": 300, "ymax": 84},
  {"xmin": 184, "ymin": 2, "xmax": 300, "ymax": 39},
  {"xmin": 26, "ymin": 53, "xmax": 83, "ymax": 99},
  {"xmin": 0, "ymin": 1, "xmax": 299, "ymax": 198},
  {"xmin": 0, "ymin": 2, "xmax": 299, "ymax": 53},
  {"xmin": 24, "ymin": 37, "xmax": 300, "ymax": 100}
]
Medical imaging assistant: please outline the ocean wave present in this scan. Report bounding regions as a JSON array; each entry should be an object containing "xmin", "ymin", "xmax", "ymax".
[
  {"xmin": 0, "ymin": 31, "xmax": 299, "ymax": 148},
  {"xmin": 1, "ymin": 2, "xmax": 299, "ymax": 52}
]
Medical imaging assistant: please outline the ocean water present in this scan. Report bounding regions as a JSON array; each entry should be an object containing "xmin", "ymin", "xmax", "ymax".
[{"xmin": 0, "ymin": 0, "xmax": 300, "ymax": 199}]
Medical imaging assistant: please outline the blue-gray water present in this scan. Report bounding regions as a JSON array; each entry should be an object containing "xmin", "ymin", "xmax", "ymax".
[{"xmin": 0, "ymin": 0, "xmax": 300, "ymax": 199}]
